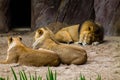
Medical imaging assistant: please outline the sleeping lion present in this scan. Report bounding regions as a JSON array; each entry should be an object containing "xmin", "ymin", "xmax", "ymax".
[{"xmin": 51, "ymin": 20, "xmax": 104, "ymax": 45}]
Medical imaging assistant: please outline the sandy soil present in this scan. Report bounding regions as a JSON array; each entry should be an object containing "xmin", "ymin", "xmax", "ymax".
[{"xmin": 0, "ymin": 31, "xmax": 120, "ymax": 80}]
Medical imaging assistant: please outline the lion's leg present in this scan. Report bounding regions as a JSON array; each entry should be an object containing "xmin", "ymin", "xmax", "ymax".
[
  {"xmin": 55, "ymin": 31, "xmax": 73, "ymax": 43},
  {"xmin": 0, "ymin": 60, "xmax": 8, "ymax": 64},
  {"xmin": 0, "ymin": 53, "xmax": 18, "ymax": 64},
  {"xmin": 78, "ymin": 33, "xmax": 85, "ymax": 45},
  {"xmin": 78, "ymin": 32, "xmax": 92, "ymax": 45},
  {"xmin": 62, "ymin": 31, "xmax": 74, "ymax": 44},
  {"xmin": 92, "ymin": 41, "xmax": 100, "ymax": 46}
]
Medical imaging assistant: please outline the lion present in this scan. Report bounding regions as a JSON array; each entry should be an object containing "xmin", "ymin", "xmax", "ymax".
[
  {"xmin": 32, "ymin": 27, "xmax": 87, "ymax": 65},
  {"xmin": 78, "ymin": 20, "xmax": 104, "ymax": 45},
  {"xmin": 54, "ymin": 24, "xmax": 80, "ymax": 43},
  {"xmin": 0, "ymin": 36, "xmax": 60, "ymax": 67},
  {"xmin": 51, "ymin": 20, "xmax": 103, "ymax": 45}
]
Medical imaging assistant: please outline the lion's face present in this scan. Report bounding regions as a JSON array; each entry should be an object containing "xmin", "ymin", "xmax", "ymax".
[
  {"xmin": 34, "ymin": 27, "xmax": 55, "ymax": 41},
  {"xmin": 8, "ymin": 36, "xmax": 22, "ymax": 46},
  {"xmin": 79, "ymin": 31, "xmax": 95, "ymax": 45},
  {"xmin": 79, "ymin": 20, "xmax": 104, "ymax": 45},
  {"xmin": 7, "ymin": 36, "xmax": 22, "ymax": 51},
  {"xmin": 80, "ymin": 21, "xmax": 100, "ymax": 33},
  {"xmin": 33, "ymin": 27, "xmax": 50, "ymax": 49}
]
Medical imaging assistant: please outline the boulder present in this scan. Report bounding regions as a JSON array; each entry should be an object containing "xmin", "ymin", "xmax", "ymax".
[
  {"xmin": 0, "ymin": 0, "xmax": 9, "ymax": 32},
  {"xmin": 94, "ymin": 0, "xmax": 120, "ymax": 35},
  {"xmin": 32, "ymin": 0, "xmax": 94, "ymax": 28}
]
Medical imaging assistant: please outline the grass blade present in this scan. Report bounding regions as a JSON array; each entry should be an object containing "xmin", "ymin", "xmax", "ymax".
[
  {"xmin": 48, "ymin": 67, "xmax": 53, "ymax": 80},
  {"xmin": 0, "ymin": 77, "xmax": 5, "ymax": 80},
  {"xmin": 29, "ymin": 73, "xmax": 32, "ymax": 80},
  {"xmin": 19, "ymin": 71, "xmax": 28, "ymax": 80},
  {"xmin": 46, "ymin": 67, "xmax": 57, "ymax": 80},
  {"xmin": 29, "ymin": 72, "xmax": 35, "ymax": 80},
  {"xmin": 54, "ymin": 71, "xmax": 57, "ymax": 80},
  {"xmin": 11, "ymin": 67, "xmax": 17, "ymax": 80},
  {"xmin": 19, "ymin": 71, "xmax": 23, "ymax": 80},
  {"xmin": 37, "ymin": 76, "xmax": 42, "ymax": 80},
  {"xmin": 6, "ymin": 76, "xmax": 9, "ymax": 80},
  {"xmin": 79, "ymin": 74, "xmax": 86, "ymax": 80},
  {"xmin": 22, "ymin": 70, "xmax": 28, "ymax": 80},
  {"xmin": 35, "ymin": 72, "xmax": 37, "ymax": 80},
  {"xmin": 46, "ymin": 74, "xmax": 49, "ymax": 80},
  {"xmin": 96, "ymin": 75, "xmax": 101, "ymax": 80},
  {"xmin": 32, "ymin": 75, "xmax": 35, "ymax": 80}
]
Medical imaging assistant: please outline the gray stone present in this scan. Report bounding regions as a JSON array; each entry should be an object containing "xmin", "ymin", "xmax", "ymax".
[
  {"xmin": 0, "ymin": 0, "xmax": 120, "ymax": 36},
  {"xmin": 94, "ymin": 0, "xmax": 120, "ymax": 36}
]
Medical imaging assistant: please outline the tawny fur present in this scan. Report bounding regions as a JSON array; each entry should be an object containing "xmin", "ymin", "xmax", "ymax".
[
  {"xmin": 33, "ymin": 28, "xmax": 87, "ymax": 65},
  {"xmin": 78, "ymin": 20, "xmax": 104, "ymax": 45},
  {"xmin": 0, "ymin": 36, "xmax": 60, "ymax": 67},
  {"xmin": 52, "ymin": 20, "xmax": 103, "ymax": 45},
  {"xmin": 55, "ymin": 24, "xmax": 80, "ymax": 43}
]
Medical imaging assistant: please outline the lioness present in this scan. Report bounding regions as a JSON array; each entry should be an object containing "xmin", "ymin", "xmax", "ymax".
[
  {"xmin": 0, "ymin": 36, "xmax": 60, "ymax": 66},
  {"xmin": 55, "ymin": 24, "xmax": 80, "ymax": 43},
  {"xmin": 33, "ymin": 27, "xmax": 87, "ymax": 65},
  {"xmin": 78, "ymin": 20, "xmax": 104, "ymax": 45}
]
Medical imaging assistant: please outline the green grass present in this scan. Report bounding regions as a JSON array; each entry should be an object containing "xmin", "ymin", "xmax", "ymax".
[
  {"xmin": 96, "ymin": 75, "xmax": 101, "ymax": 80},
  {"xmin": 11, "ymin": 67, "xmax": 42, "ymax": 80},
  {"xmin": 46, "ymin": 67, "xmax": 57, "ymax": 80},
  {"xmin": 0, "ymin": 67, "xmax": 101, "ymax": 80},
  {"xmin": 0, "ymin": 77, "xmax": 5, "ymax": 80},
  {"xmin": 79, "ymin": 74, "xmax": 101, "ymax": 80},
  {"xmin": 79, "ymin": 74, "xmax": 86, "ymax": 80}
]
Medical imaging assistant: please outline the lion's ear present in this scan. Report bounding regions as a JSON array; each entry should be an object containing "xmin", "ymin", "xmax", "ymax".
[
  {"xmin": 38, "ymin": 29, "xmax": 43, "ymax": 35},
  {"xmin": 8, "ymin": 36, "xmax": 13, "ymax": 43},
  {"xmin": 18, "ymin": 36, "xmax": 22, "ymax": 41}
]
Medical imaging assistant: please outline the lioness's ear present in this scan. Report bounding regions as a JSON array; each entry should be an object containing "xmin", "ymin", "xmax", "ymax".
[
  {"xmin": 8, "ymin": 36, "xmax": 12, "ymax": 43},
  {"xmin": 18, "ymin": 36, "xmax": 22, "ymax": 41},
  {"xmin": 38, "ymin": 29, "xmax": 43, "ymax": 34}
]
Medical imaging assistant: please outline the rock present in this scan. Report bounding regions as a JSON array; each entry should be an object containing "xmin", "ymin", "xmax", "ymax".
[
  {"xmin": 45, "ymin": 22, "xmax": 68, "ymax": 33},
  {"xmin": 32, "ymin": 0, "xmax": 95, "ymax": 28},
  {"xmin": 0, "ymin": 0, "xmax": 120, "ymax": 36},
  {"xmin": 0, "ymin": 0, "xmax": 9, "ymax": 33},
  {"xmin": 94, "ymin": 0, "xmax": 120, "ymax": 36}
]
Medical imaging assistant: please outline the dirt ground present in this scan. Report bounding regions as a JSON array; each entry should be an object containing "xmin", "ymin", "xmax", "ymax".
[{"xmin": 0, "ymin": 31, "xmax": 120, "ymax": 80}]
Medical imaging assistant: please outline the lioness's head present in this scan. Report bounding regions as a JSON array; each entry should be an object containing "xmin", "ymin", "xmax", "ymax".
[
  {"xmin": 34, "ymin": 27, "xmax": 58, "ymax": 41},
  {"xmin": 33, "ymin": 27, "xmax": 51, "ymax": 49},
  {"xmin": 33, "ymin": 27, "xmax": 59, "ymax": 49},
  {"xmin": 8, "ymin": 36, "xmax": 23, "ymax": 51}
]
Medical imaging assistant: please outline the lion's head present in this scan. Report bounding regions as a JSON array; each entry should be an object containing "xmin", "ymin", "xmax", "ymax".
[
  {"xmin": 33, "ymin": 27, "xmax": 59, "ymax": 49},
  {"xmin": 79, "ymin": 20, "xmax": 104, "ymax": 45},
  {"xmin": 8, "ymin": 36, "xmax": 23, "ymax": 51}
]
